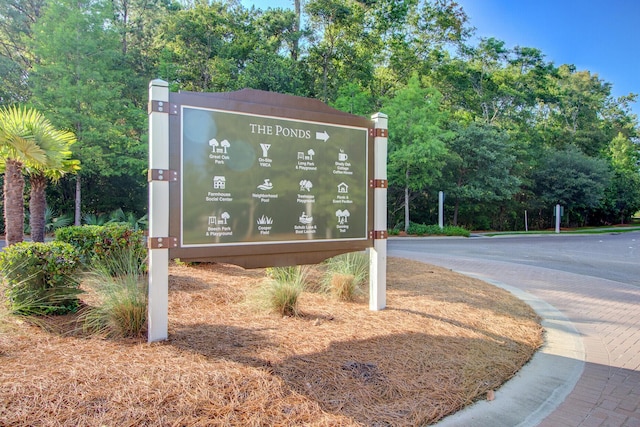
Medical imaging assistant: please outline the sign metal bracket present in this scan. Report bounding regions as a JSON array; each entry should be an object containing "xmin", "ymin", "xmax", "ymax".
[
  {"xmin": 148, "ymin": 237, "xmax": 178, "ymax": 249},
  {"xmin": 148, "ymin": 169, "xmax": 178, "ymax": 182},
  {"xmin": 148, "ymin": 100, "xmax": 179, "ymax": 115},
  {"xmin": 369, "ymin": 230, "xmax": 387, "ymax": 240},
  {"xmin": 369, "ymin": 128, "xmax": 388, "ymax": 138},
  {"xmin": 369, "ymin": 179, "xmax": 388, "ymax": 188}
]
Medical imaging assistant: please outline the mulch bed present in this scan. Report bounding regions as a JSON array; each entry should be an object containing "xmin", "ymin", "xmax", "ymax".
[{"xmin": 0, "ymin": 257, "xmax": 542, "ymax": 426}]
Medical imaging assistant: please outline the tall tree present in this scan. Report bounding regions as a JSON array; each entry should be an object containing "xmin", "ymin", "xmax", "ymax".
[
  {"xmin": 0, "ymin": 0, "xmax": 44, "ymax": 103},
  {"xmin": 305, "ymin": 0, "xmax": 373, "ymax": 103},
  {"xmin": 441, "ymin": 123, "xmax": 520, "ymax": 226},
  {"xmin": 382, "ymin": 74, "xmax": 450, "ymax": 231},
  {"xmin": 595, "ymin": 132, "xmax": 640, "ymax": 224},
  {"xmin": 533, "ymin": 145, "xmax": 611, "ymax": 226},
  {"xmin": 29, "ymin": 0, "xmax": 146, "ymax": 222},
  {"xmin": 26, "ymin": 144, "xmax": 79, "ymax": 242},
  {"xmin": 156, "ymin": 1, "xmax": 257, "ymax": 92},
  {"xmin": 0, "ymin": 106, "xmax": 55, "ymax": 245}
]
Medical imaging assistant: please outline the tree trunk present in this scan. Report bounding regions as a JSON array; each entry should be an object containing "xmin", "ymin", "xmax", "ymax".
[
  {"xmin": 292, "ymin": 0, "xmax": 301, "ymax": 61},
  {"xmin": 453, "ymin": 197, "xmax": 460, "ymax": 226},
  {"xmin": 29, "ymin": 173, "xmax": 48, "ymax": 242},
  {"xmin": 4, "ymin": 159, "xmax": 25, "ymax": 246},
  {"xmin": 74, "ymin": 174, "xmax": 81, "ymax": 226}
]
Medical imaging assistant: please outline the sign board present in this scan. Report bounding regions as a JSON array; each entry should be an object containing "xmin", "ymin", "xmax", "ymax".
[
  {"xmin": 147, "ymin": 80, "xmax": 388, "ymax": 342},
  {"xmin": 165, "ymin": 89, "xmax": 375, "ymax": 267}
]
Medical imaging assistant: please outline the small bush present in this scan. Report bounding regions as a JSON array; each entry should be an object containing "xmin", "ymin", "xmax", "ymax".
[
  {"xmin": 0, "ymin": 241, "xmax": 81, "ymax": 315},
  {"xmin": 55, "ymin": 225, "xmax": 102, "ymax": 261},
  {"xmin": 262, "ymin": 266, "xmax": 308, "ymax": 316},
  {"xmin": 406, "ymin": 223, "xmax": 470, "ymax": 237},
  {"xmin": 79, "ymin": 247, "xmax": 147, "ymax": 338},
  {"xmin": 322, "ymin": 252, "xmax": 369, "ymax": 301},
  {"xmin": 442, "ymin": 225, "xmax": 471, "ymax": 237},
  {"xmin": 55, "ymin": 223, "xmax": 147, "ymax": 272}
]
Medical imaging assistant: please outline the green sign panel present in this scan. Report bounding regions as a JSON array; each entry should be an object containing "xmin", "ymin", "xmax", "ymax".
[{"xmin": 180, "ymin": 107, "xmax": 369, "ymax": 247}]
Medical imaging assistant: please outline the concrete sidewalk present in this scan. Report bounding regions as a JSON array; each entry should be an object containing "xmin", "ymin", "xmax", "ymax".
[{"xmin": 390, "ymin": 250, "xmax": 640, "ymax": 427}]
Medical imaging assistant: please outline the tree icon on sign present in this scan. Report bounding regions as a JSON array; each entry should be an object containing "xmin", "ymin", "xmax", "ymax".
[
  {"xmin": 220, "ymin": 212, "xmax": 230, "ymax": 224},
  {"xmin": 299, "ymin": 179, "xmax": 313, "ymax": 191},
  {"xmin": 336, "ymin": 209, "xmax": 350, "ymax": 224}
]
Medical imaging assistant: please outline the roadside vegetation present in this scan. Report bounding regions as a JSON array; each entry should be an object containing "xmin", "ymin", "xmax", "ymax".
[
  {"xmin": 0, "ymin": 1, "xmax": 638, "ymax": 237},
  {"xmin": 389, "ymin": 223, "xmax": 471, "ymax": 237}
]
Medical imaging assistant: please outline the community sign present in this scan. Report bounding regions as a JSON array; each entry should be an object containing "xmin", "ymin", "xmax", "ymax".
[{"xmin": 160, "ymin": 89, "xmax": 376, "ymax": 267}]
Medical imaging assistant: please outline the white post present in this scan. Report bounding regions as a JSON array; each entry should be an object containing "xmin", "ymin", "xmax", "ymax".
[
  {"xmin": 438, "ymin": 191, "xmax": 444, "ymax": 229},
  {"xmin": 148, "ymin": 79, "xmax": 170, "ymax": 342},
  {"xmin": 524, "ymin": 210, "xmax": 528, "ymax": 232},
  {"xmin": 555, "ymin": 204, "xmax": 561, "ymax": 234},
  {"xmin": 369, "ymin": 112, "xmax": 388, "ymax": 311}
]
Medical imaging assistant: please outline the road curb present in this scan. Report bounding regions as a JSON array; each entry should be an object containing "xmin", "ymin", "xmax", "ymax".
[{"xmin": 436, "ymin": 275, "xmax": 585, "ymax": 427}]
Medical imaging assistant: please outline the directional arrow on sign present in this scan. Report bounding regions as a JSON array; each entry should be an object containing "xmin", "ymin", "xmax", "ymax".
[{"xmin": 315, "ymin": 130, "xmax": 330, "ymax": 142}]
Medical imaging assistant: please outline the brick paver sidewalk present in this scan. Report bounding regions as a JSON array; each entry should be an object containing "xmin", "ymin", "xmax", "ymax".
[{"xmin": 392, "ymin": 251, "xmax": 640, "ymax": 427}]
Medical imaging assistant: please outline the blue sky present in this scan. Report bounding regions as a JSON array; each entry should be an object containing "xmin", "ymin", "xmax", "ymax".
[{"xmin": 240, "ymin": 0, "xmax": 640, "ymax": 117}]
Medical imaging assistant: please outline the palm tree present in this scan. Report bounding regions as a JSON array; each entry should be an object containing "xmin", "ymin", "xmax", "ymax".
[
  {"xmin": 27, "ymin": 158, "xmax": 79, "ymax": 242},
  {"xmin": 0, "ymin": 106, "xmax": 77, "ymax": 245}
]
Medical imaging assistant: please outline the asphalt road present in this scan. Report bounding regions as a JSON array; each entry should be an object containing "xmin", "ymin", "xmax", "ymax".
[{"xmin": 389, "ymin": 231, "xmax": 640, "ymax": 287}]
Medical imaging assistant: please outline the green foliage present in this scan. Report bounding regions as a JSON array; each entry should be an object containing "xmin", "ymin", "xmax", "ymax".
[
  {"xmin": 108, "ymin": 208, "xmax": 148, "ymax": 231},
  {"xmin": 79, "ymin": 246, "xmax": 147, "ymax": 338},
  {"xmin": 322, "ymin": 252, "xmax": 368, "ymax": 301},
  {"xmin": 442, "ymin": 226, "xmax": 471, "ymax": 237},
  {"xmin": 407, "ymin": 223, "xmax": 470, "ymax": 237},
  {"xmin": 533, "ymin": 145, "xmax": 612, "ymax": 210},
  {"xmin": 24, "ymin": 207, "xmax": 73, "ymax": 234},
  {"xmin": 82, "ymin": 213, "xmax": 108, "ymax": 226},
  {"xmin": 54, "ymin": 223, "xmax": 147, "ymax": 271},
  {"xmin": 29, "ymin": 0, "xmax": 148, "ymax": 217},
  {"xmin": 262, "ymin": 266, "xmax": 308, "ymax": 316},
  {"xmin": 383, "ymin": 74, "xmax": 451, "ymax": 231},
  {"xmin": 0, "ymin": 241, "xmax": 81, "ymax": 315},
  {"xmin": 442, "ymin": 123, "xmax": 521, "ymax": 226},
  {"xmin": 1, "ymin": 0, "xmax": 638, "ymax": 232}
]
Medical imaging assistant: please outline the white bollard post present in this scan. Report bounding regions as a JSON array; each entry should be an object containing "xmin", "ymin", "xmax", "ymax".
[
  {"xmin": 148, "ymin": 79, "xmax": 170, "ymax": 342},
  {"xmin": 438, "ymin": 191, "xmax": 444, "ymax": 229},
  {"xmin": 555, "ymin": 204, "xmax": 561, "ymax": 234},
  {"xmin": 369, "ymin": 113, "xmax": 388, "ymax": 311}
]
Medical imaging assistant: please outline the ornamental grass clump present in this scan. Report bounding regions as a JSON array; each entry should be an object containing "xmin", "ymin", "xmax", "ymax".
[
  {"xmin": 79, "ymin": 246, "xmax": 148, "ymax": 338},
  {"xmin": 262, "ymin": 266, "xmax": 308, "ymax": 316},
  {"xmin": 322, "ymin": 251, "xmax": 368, "ymax": 301}
]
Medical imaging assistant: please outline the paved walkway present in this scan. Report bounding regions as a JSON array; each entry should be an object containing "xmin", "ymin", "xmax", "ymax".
[{"xmin": 389, "ymin": 250, "xmax": 640, "ymax": 427}]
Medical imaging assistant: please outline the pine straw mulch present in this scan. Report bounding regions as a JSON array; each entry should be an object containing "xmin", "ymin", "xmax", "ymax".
[{"xmin": 0, "ymin": 257, "xmax": 543, "ymax": 427}]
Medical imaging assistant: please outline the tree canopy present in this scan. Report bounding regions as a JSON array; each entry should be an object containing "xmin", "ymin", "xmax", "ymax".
[{"xmin": 0, "ymin": 0, "xmax": 637, "ymax": 231}]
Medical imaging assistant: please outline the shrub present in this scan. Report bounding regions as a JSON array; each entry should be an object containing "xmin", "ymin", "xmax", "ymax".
[
  {"xmin": 443, "ymin": 225, "xmax": 471, "ymax": 237},
  {"xmin": 55, "ymin": 223, "xmax": 147, "ymax": 272},
  {"xmin": 406, "ymin": 223, "xmax": 471, "ymax": 237},
  {"xmin": 407, "ymin": 222, "xmax": 433, "ymax": 235},
  {"xmin": 262, "ymin": 266, "xmax": 308, "ymax": 316},
  {"xmin": 322, "ymin": 252, "xmax": 369, "ymax": 301},
  {"xmin": 79, "ymin": 246, "xmax": 147, "ymax": 338},
  {"xmin": 0, "ymin": 241, "xmax": 81, "ymax": 315},
  {"xmin": 55, "ymin": 225, "xmax": 102, "ymax": 262}
]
